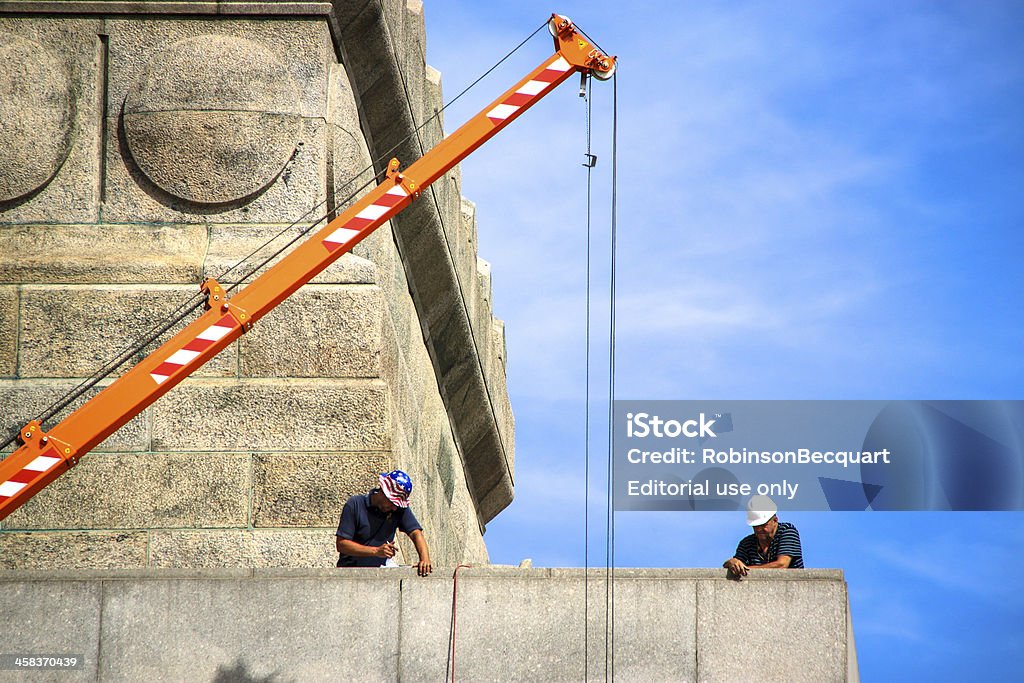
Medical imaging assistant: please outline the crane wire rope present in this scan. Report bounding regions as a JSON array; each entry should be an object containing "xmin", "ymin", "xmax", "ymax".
[
  {"xmin": 584, "ymin": 65, "xmax": 617, "ymax": 683},
  {"xmin": 598, "ymin": 69, "xmax": 618, "ymax": 683},
  {"xmin": 583, "ymin": 69, "xmax": 593, "ymax": 682},
  {"xmin": 0, "ymin": 20, "xmax": 549, "ymax": 454},
  {"xmin": 604, "ymin": 70, "xmax": 619, "ymax": 682}
]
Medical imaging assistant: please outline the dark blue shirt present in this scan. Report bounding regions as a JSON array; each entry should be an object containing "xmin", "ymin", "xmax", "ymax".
[
  {"xmin": 734, "ymin": 521, "xmax": 804, "ymax": 568},
  {"xmin": 335, "ymin": 491, "xmax": 422, "ymax": 567}
]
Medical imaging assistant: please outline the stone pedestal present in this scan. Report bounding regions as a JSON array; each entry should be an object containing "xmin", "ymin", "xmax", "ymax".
[{"xmin": 0, "ymin": 0, "xmax": 514, "ymax": 569}]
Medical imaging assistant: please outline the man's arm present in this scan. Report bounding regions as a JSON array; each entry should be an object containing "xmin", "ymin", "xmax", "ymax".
[
  {"xmin": 724, "ymin": 537, "xmax": 752, "ymax": 576},
  {"xmin": 407, "ymin": 529, "xmax": 432, "ymax": 577},
  {"xmin": 336, "ymin": 537, "xmax": 396, "ymax": 559},
  {"xmin": 723, "ymin": 557, "xmax": 749, "ymax": 576},
  {"xmin": 747, "ymin": 555, "xmax": 792, "ymax": 569}
]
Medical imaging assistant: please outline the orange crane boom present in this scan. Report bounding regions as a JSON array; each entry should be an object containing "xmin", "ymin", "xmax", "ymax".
[{"xmin": 0, "ymin": 14, "xmax": 615, "ymax": 521}]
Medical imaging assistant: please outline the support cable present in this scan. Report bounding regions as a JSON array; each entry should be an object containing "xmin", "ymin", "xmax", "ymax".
[
  {"xmin": 583, "ymin": 70, "xmax": 594, "ymax": 682},
  {"xmin": 604, "ymin": 70, "xmax": 619, "ymax": 682},
  {"xmin": 447, "ymin": 564, "xmax": 472, "ymax": 682}
]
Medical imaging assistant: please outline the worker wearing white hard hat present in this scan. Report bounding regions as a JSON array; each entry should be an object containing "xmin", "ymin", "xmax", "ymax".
[{"xmin": 723, "ymin": 495, "xmax": 804, "ymax": 577}]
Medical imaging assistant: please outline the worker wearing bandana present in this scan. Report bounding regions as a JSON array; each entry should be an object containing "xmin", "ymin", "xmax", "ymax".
[{"xmin": 335, "ymin": 470, "xmax": 433, "ymax": 576}]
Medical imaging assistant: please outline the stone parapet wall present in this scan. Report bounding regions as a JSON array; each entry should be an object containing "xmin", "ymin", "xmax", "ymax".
[
  {"xmin": 0, "ymin": 568, "xmax": 859, "ymax": 682},
  {"xmin": 0, "ymin": 0, "xmax": 509, "ymax": 568}
]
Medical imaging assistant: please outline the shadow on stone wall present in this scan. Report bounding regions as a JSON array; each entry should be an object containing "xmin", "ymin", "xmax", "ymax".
[{"xmin": 213, "ymin": 658, "xmax": 291, "ymax": 683}]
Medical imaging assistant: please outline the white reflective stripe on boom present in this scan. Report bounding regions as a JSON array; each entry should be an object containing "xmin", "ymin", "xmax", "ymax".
[
  {"xmin": 486, "ymin": 103, "xmax": 519, "ymax": 121},
  {"xmin": 516, "ymin": 80, "xmax": 548, "ymax": 96},
  {"xmin": 324, "ymin": 228, "xmax": 360, "ymax": 245},
  {"xmin": 355, "ymin": 204, "xmax": 391, "ymax": 221},
  {"xmin": 25, "ymin": 455, "xmax": 61, "ymax": 472},
  {"xmin": 197, "ymin": 324, "xmax": 233, "ymax": 342},
  {"xmin": 164, "ymin": 349, "xmax": 202, "ymax": 366},
  {"xmin": 0, "ymin": 481, "xmax": 26, "ymax": 497}
]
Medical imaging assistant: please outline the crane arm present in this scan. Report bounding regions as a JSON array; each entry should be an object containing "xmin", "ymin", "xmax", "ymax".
[{"xmin": 0, "ymin": 14, "xmax": 614, "ymax": 521}]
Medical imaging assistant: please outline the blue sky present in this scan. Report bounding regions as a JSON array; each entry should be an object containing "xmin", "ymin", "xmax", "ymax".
[{"xmin": 423, "ymin": 2, "xmax": 1023, "ymax": 680}]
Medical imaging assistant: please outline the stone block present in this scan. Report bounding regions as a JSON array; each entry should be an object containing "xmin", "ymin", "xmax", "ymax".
[
  {"xmin": 330, "ymin": 122, "xmax": 376, "ymax": 209},
  {"xmin": 1, "ymin": 453, "xmax": 250, "ymax": 530},
  {"xmin": 105, "ymin": 17, "xmax": 330, "ymax": 120},
  {"xmin": 696, "ymin": 578, "xmax": 847, "ymax": 681},
  {"xmin": 148, "ymin": 529, "xmax": 338, "ymax": 568},
  {"xmin": 99, "ymin": 17, "xmax": 331, "ymax": 222},
  {"xmin": 460, "ymin": 200, "xmax": 480, "ymax": 310},
  {"xmin": 0, "ymin": 577, "xmax": 101, "ymax": 681},
  {"xmin": 202, "ymin": 224, "xmax": 379, "ymax": 286},
  {"xmin": 364, "ymin": 225, "xmax": 407, "ymax": 289},
  {"xmin": 98, "ymin": 573, "xmax": 399, "ymax": 681},
  {"xmin": 0, "ymin": 380, "xmax": 148, "ymax": 454},
  {"xmin": 345, "ymin": 0, "xmax": 419, "ymax": 169},
  {"xmin": 398, "ymin": 572, "xmax": 698, "ymax": 682},
  {"xmin": 474, "ymin": 258, "xmax": 493, "ymax": 370},
  {"xmin": 327, "ymin": 60, "xmax": 376, "ymax": 206},
  {"xmin": 18, "ymin": 285, "xmax": 236, "ymax": 378},
  {"xmin": 489, "ymin": 318, "xmax": 515, "ymax": 473},
  {"xmin": 0, "ymin": 287, "xmax": 15, "ymax": 377},
  {"xmin": 0, "ymin": 224, "xmax": 207, "ymax": 285},
  {"xmin": 0, "ymin": 17, "xmax": 101, "ymax": 223},
  {"xmin": 379, "ymin": 304, "xmax": 433, "ymax": 455},
  {"xmin": 0, "ymin": 531, "xmax": 147, "ymax": 569},
  {"xmin": 460, "ymin": 520, "xmax": 490, "ymax": 564},
  {"xmin": 401, "ymin": 0, "xmax": 427, "ymax": 130},
  {"xmin": 423, "ymin": 64, "xmax": 444, "ymax": 150},
  {"xmin": 609, "ymin": 577, "xmax": 698, "ymax": 680},
  {"xmin": 252, "ymin": 452, "xmax": 391, "ymax": 527},
  {"xmin": 356, "ymin": 226, "xmax": 411, "ymax": 356},
  {"xmin": 105, "ymin": 113, "xmax": 327, "ymax": 224},
  {"xmin": 239, "ymin": 285, "xmax": 383, "ymax": 379},
  {"xmin": 434, "ymin": 432, "xmax": 457, "ymax": 507},
  {"xmin": 151, "ymin": 379, "xmax": 389, "ymax": 452},
  {"xmin": 327, "ymin": 61, "xmax": 363, "ymax": 138},
  {"xmin": 123, "ymin": 110, "xmax": 304, "ymax": 205},
  {"xmin": 335, "ymin": 0, "xmax": 388, "ymax": 91}
]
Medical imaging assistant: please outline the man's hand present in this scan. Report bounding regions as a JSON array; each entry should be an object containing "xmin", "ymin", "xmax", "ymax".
[
  {"xmin": 724, "ymin": 557, "xmax": 749, "ymax": 577},
  {"xmin": 408, "ymin": 529, "xmax": 432, "ymax": 577},
  {"xmin": 374, "ymin": 542, "xmax": 397, "ymax": 559}
]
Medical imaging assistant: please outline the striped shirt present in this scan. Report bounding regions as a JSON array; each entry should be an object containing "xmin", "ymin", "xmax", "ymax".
[{"xmin": 734, "ymin": 521, "xmax": 804, "ymax": 568}]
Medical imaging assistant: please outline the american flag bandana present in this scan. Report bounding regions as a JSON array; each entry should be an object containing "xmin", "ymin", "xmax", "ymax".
[{"xmin": 379, "ymin": 470, "xmax": 412, "ymax": 507}]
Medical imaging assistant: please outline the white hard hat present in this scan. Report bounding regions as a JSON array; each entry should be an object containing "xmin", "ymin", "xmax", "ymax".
[{"xmin": 746, "ymin": 495, "xmax": 777, "ymax": 526}]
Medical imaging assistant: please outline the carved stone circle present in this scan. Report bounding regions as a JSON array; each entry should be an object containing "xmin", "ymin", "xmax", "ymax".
[
  {"xmin": 0, "ymin": 34, "xmax": 74, "ymax": 203},
  {"xmin": 123, "ymin": 35, "xmax": 303, "ymax": 205}
]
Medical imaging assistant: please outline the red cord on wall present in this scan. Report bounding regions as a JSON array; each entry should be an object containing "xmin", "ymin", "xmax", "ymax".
[{"xmin": 449, "ymin": 564, "xmax": 472, "ymax": 682}]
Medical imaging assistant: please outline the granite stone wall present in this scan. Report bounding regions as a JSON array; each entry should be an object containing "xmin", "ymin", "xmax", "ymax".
[
  {"xmin": 0, "ymin": 568, "xmax": 860, "ymax": 682},
  {"xmin": 0, "ymin": 1, "xmax": 512, "ymax": 569}
]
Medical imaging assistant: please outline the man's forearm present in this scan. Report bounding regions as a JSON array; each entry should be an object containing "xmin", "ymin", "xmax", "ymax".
[
  {"xmin": 407, "ymin": 529, "xmax": 432, "ymax": 576},
  {"xmin": 747, "ymin": 555, "xmax": 792, "ymax": 569},
  {"xmin": 337, "ymin": 538, "xmax": 390, "ymax": 558},
  {"xmin": 409, "ymin": 529, "xmax": 430, "ymax": 562}
]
